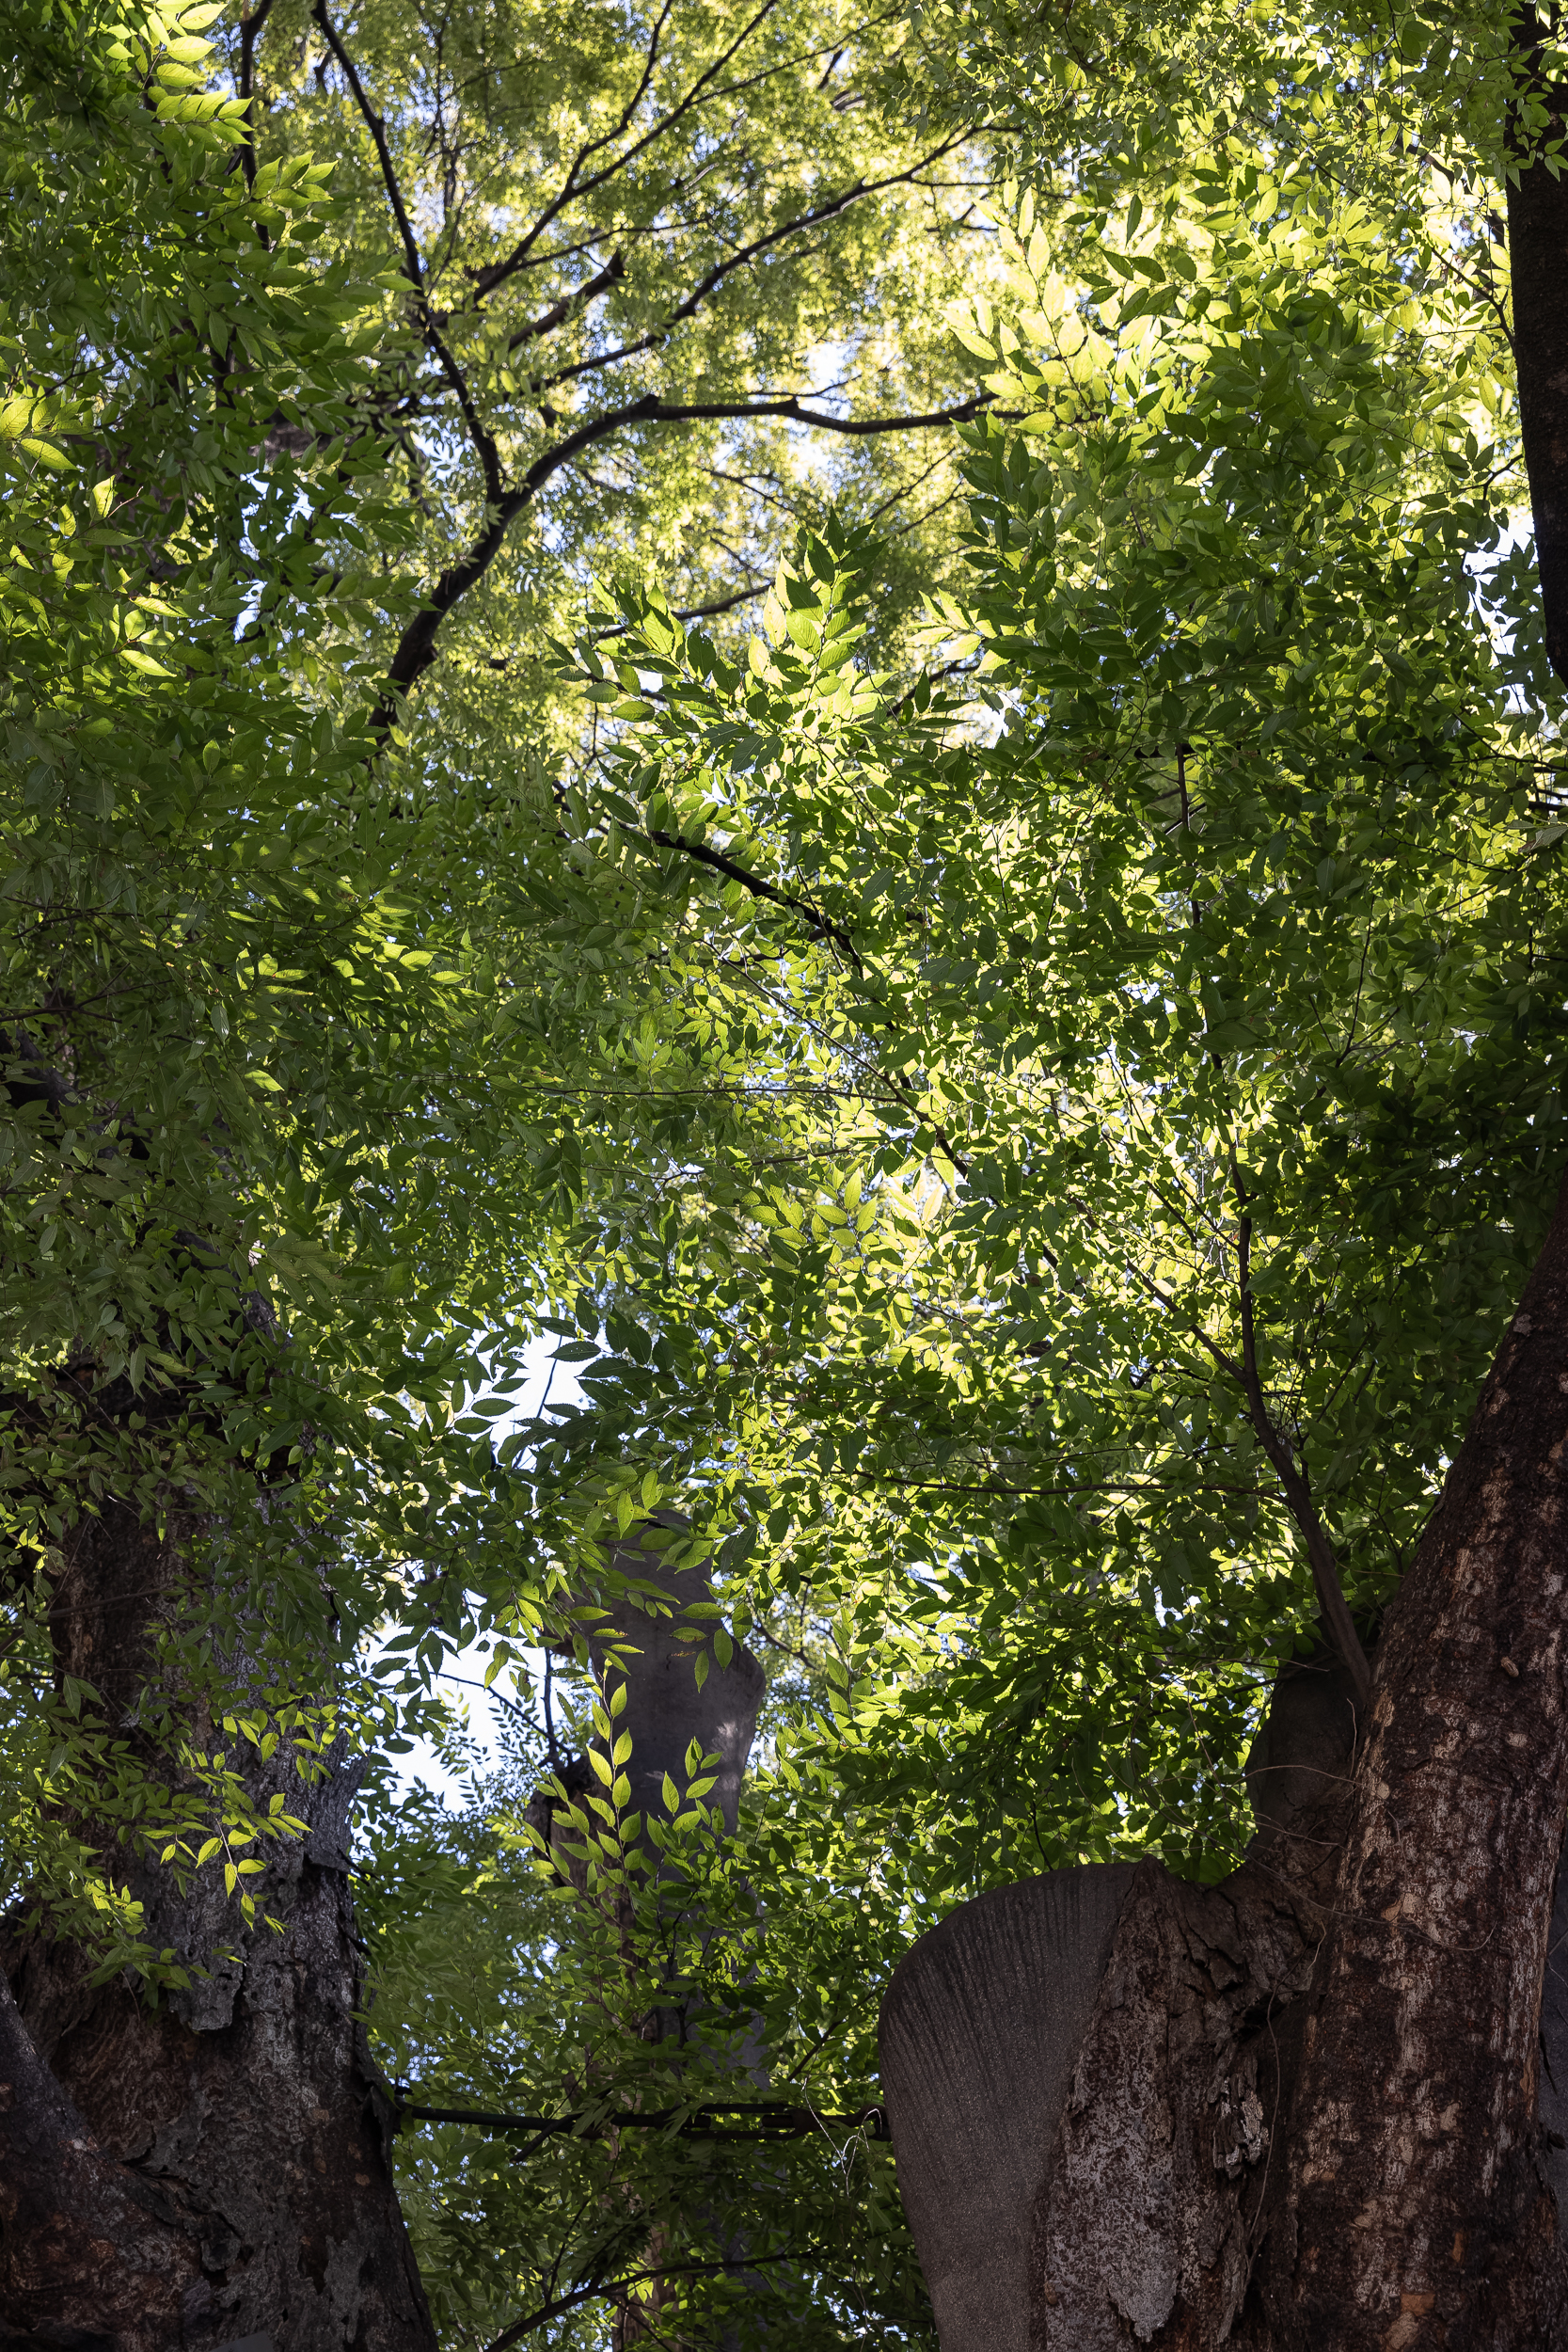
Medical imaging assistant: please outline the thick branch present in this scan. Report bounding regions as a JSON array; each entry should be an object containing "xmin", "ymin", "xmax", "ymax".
[
  {"xmin": 1117, "ymin": 1207, "xmax": 1370, "ymax": 1706},
  {"xmin": 1508, "ymin": 5, "xmax": 1568, "ymax": 686},
  {"xmin": 235, "ymin": 0, "xmax": 277, "ymax": 195},
  {"xmin": 375, "ymin": 390, "xmax": 990, "ymax": 723}
]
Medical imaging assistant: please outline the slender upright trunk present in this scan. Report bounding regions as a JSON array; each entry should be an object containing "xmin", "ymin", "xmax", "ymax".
[
  {"xmin": 530, "ymin": 1525, "xmax": 768, "ymax": 2352},
  {"xmin": 1511, "ymin": 7, "xmax": 1568, "ymax": 683}
]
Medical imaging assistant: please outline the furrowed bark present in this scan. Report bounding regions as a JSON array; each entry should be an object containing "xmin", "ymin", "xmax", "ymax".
[
  {"xmin": 1, "ymin": 1489, "xmax": 436, "ymax": 2351},
  {"xmin": 1260, "ymin": 1177, "xmax": 1568, "ymax": 2344},
  {"xmin": 879, "ymin": 1654, "xmax": 1356, "ymax": 2351},
  {"xmin": 880, "ymin": 30, "xmax": 1568, "ymax": 2341},
  {"xmin": 1247, "ymin": 34, "xmax": 1568, "ymax": 2311},
  {"xmin": 0, "ymin": 1957, "xmax": 200, "ymax": 2351},
  {"xmin": 883, "ymin": 1571, "xmax": 1568, "ymax": 2343}
]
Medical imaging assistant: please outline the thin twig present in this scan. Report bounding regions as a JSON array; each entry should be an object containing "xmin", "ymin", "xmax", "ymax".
[
  {"xmin": 400, "ymin": 2093, "xmax": 887, "ymax": 2141},
  {"xmin": 482, "ymin": 2249, "xmax": 806, "ymax": 2352},
  {"xmin": 1231, "ymin": 1168, "xmax": 1370, "ymax": 1708}
]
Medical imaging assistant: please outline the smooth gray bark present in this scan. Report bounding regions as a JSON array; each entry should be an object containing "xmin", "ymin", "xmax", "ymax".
[
  {"xmin": 529, "ymin": 1523, "xmax": 768, "ymax": 2352},
  {"xmin": 879, "ymin": 1865, "xmax": 1136, "ymax": 2352},
  {"xmin": 591, "ymin": 1524, "xmax": 768, "ymax": 1836}
]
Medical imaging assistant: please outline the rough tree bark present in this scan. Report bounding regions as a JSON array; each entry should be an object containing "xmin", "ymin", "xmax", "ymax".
[
  {"xmin": 878, "ymin": 23, "xmax": 1568, "ymax": 2345},
  {"xmin": 882, "ymin": 1182, "xmax": 1568, "ymax": 2345},
  {"xmin": 0, "ymin": 1484, "xmax": 436, "ymax": 2352}
]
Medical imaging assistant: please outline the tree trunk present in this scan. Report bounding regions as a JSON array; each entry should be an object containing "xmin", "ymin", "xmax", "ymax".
[
  {"xmin": 881, "ymin": 1171, "xmax": 1568, "ymax": 2345},
  {"xmin": 0, "ymin": 1491, "xmax": 436, "ymax": 2352},
  {"xmin": 528, "ymin": 1523, "xmax": 768, "ymax": 2352},
  {"xmin": 1260, "ymin": 1168, "xmax": 1568, "ymax": 2342},
  {"xmin": 879, "ymin": 27, "xmax": 1568, "ymax": 2344},
  {"xmin": 1510, "ymin": 7, "xmax": 1568, "ymax": 684}
]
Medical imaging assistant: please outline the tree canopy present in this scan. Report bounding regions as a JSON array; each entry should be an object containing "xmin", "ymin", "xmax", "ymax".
[
  {"xmin": 3, "ymin": 0, "xmax": 1564, "ymax": 2345},
  {"xmin": 227, "ymin": 0, "xmax": 993, "ymax": 752}
]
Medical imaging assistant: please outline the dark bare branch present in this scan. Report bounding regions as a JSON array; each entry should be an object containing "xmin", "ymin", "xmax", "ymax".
[
  {"xmin": 401, "ymin": 2094, "xmax": 883, "ymax": 2138},
  {"xmin": 235, "ymin": 0, "xmax": 277, "ymax": 195},
  {"xmin": 508, "ymin": 251, "xmax": 626, "ymax": 350},
  {"xmin": 311, "ymin": 2, "xmax": 423, "ymax": 288},
  {"xmin": 312, "ymin": 0, "xmax": 504, "ymax": 502},
  {"xmin": 648, "ymin": 828, "xmax": 863, "ymax": 970},
  {"xmin": 1232, "ymin": 1189, "xmax": 1371, "ymax": 1708},
  {"xmin": 483, "ymin": 2251, "xmax": 805, "ymax": 2352},
  {"xmin": 590, "ymin": 579, "xmax": 765, "ymax": 634},
  {"xmin": 375, "ymin": 390, "xmax": 991, "ymax": 722},
  {"xmin": 485, "ymin": 578, "xmax": 766, "ymax": 666},
  {"xmin": 471, "ymin": 0, "xmax": 782, "ymax": 297}
]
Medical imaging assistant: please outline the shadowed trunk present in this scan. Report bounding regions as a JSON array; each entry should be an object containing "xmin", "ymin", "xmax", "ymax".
[
  {"xmin": 1511, "ymin": 6, "xmax": 1568, "ymax": 684},
  {"xmin": 1261, "ymin": 1172, "xmax": 1568, "ymax": 2341},
  {"xmin": 878, "ymin": 22, "xmax": 1568, "ymax": 2346},
  {"xmin": 0, "ymin": 1490, "xmax": 436, "ymax": 2350},
  {"xmin": 529, "ymin": 1523, "xmax": 768, "ymax": 2352},
  {"xmin": 881, "ymin": 1178, "xmax": 1568, "ymax": 2345}
]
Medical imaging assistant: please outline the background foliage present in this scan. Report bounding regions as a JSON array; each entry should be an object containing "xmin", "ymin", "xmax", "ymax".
[{"xmin": 3, "ymin": 0, "xmax": 1563, "ymax": 2344}]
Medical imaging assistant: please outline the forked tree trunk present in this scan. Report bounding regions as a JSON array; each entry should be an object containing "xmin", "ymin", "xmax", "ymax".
[
  {"xmin": 0, "ymin": 1491, "xmax": 436, "ymax": 2352},
  {"xmin": 878, "ymin": 27, "xmax": 1568, "ymax": 2344},
  {"xmin": 882, "ymin": 1175, "xmax": 1568, "ymax": 2346}
]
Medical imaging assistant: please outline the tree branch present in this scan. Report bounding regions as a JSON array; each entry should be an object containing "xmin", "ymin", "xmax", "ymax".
[
  {"xmin": 470, "ymin": 0, "xmax": 781, "ymax": 297},
  {"xmin": 374, "ymin": 391, "xmax": 991, "ymax": 723},
  {"xmin": 647, "ymin": 829, "xmax": 863, "ymax": 969},
  {"xmin": 508, "ymin": 251, "xmax": 626, "ymax": 350},
  {"xmin": 483, "ymin": 2250, "xmax": 807, "ymax": 2352},
  {"xmin": 1233, "ymin": 1190, "xmax": 1371, "ymax": 1708},
  {"xmin": 590, "ymin": 579, "xmax": 766, "ymax": 636},
  {"xmin": 313, "ymin": 0, "xmax": 503, "ymax": 503},
  {"xmin": 401, "ymin": 2094, "xmax": 885, "ymax": 2140},
  {"xmin": 538, "ymin": 141, "xmax": 968, "ymax": 395},
  {"xmin": 1114, "ymin": 1171, "xmax": 1370, "ymax": 1705},
  {"xmin": 234, "ymin": 0, "xmax": 277, "ymax": 195},
  {"xmin": 643, "ymin": 390, "xmax": 994, "ymax": 438},
  {"xmin": 630, "ymin": 808, "xmax": 974, "ymax": 1176}
]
